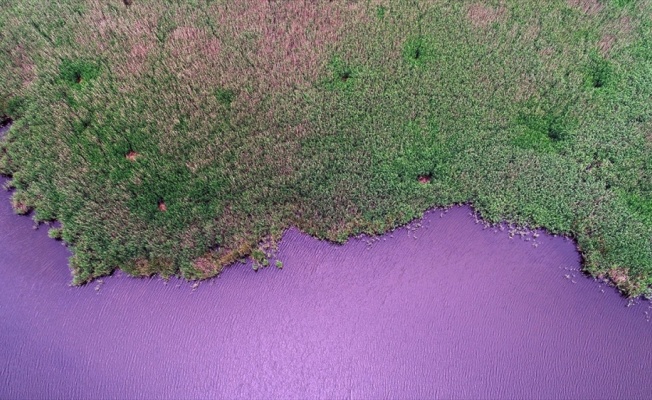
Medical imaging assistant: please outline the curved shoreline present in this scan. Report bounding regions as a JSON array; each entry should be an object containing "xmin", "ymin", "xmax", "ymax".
[
  {"xmin": 2, "ymin": 182, "xmax": 652, "ymax": 398},
  {"xmin": 2, "ymin": 1, "xmax": 651, "ymax": 294},
  {"xmin": 0, "ymin": 150, "xmax": 635, "ymax": 300}
]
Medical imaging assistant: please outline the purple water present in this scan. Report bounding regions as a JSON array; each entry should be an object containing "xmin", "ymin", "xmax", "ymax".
[{"xmin": 1, "ymin": 168, "xmax": 651, "ymax": 398}]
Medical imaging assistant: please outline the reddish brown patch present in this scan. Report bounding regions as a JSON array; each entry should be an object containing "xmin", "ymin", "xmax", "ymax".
[
  {"xmin": 597, "ymin": 16, "xmax": 636, "ymax": 58},
  {"xmin": 12, "ymin": 45, "xmax": 36, "ymax": 87},
  {"xmin": 418, "ymin": 175, "xmax": 432, "ymax": 184},
  {"xmin": 158, "ymin": 201, "xmax": 167, "ymax": 212},
  {"xmin": 214, "ymin": 1, "xmax": 362, "ymax": 93},
  {"xmin": 192, "ymin": 255, "xmax": 219, "ymax": 275},
  {"xmin": 80, "ymin": 3, "xmax": 159, "ymax": 78},
  {"xmin": 618, "ymin": 16, "xmax": 633, "ymax": 35},
  {"xmin": 608, "ymin": 268, "xmax": 629, "ymax": 285},
  {"xmin": 539, "ymin": 47, "xmax": 554, "ymax": 57},
  {"xmin": 125, "ymin": 151, "xmax": 139, "ymax": 161},
  {"xmin": 12, "ymin": 201, "xmax": 29, "ymax": 215},
  {"xmin": 598, "ymin": 34, "xmax": 616, "ymax": 55},
  {"xmin": 567, "ymin": 0, "xmax": 603, "ymax": 15},
  {"xmin": 169, "ymin": 26, "xmax": 222, "ymax": 59},
  {"xmin": 467, "ymin": 3, "xmax": 507, "ymax": 28},
  {"xmin": 133, "ymin": 259, "xmax": 155, "ymax": 276},
  {"xmin": 127, "ymin": 43, "xmax": 153, "ymax": 75}
]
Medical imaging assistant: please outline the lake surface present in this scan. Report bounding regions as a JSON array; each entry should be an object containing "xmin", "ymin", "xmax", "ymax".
[{"xmin": 1, "ymin": 165, "xmax": 651, "ymax": 398}]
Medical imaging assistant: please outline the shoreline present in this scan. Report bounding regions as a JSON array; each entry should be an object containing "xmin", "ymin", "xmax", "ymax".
[
  {"xmin": 2, "ymin": 186, "xmax": 652, "ymax": 398},
  {"xmin": 1, "ymin": 1, "xmax": 650, "ymax": 296},
  {"xmin": 0, "ymin": 120, "xmax": 640, "ymax": 299}
]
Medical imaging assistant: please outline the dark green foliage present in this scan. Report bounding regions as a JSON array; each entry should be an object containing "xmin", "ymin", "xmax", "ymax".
[
  {"xmin": 514, "ymin": 110, "xmax": 573, "ymax": 151},
  {"xmin": 403, "ymin": 36, "xmax": 434, "ymax": 66},
  {"xmin": 612, "ymin": 0, "xmax": 635, "ymax": 8},
  {"xmin": 624, "ymin": 193, "xmax": 652, "ymax": 227},
  {"xmin": 58, "ymin": 58, "xmax": 100, "ymax": 87},
  {"xmin": 586, "ymin": 52, "xmax": 612, "ymax": 89},
  {"xmin": 325, "ymin": 56, "xmax": 358, "ymax": 90},
  {"xmin": 376, "ymin": 5, "xmax": 386, "ymax": 19},
  {"xmin": 48, "ymin": 227, "xmax": 63, "ymax": 240},
  {"xmin": 214, "ymin": 88, "xmax": 235, "ymax": 106},
  {"xmin": 5, "ymin": 96, "xmax": 26, "ymax": 119}
]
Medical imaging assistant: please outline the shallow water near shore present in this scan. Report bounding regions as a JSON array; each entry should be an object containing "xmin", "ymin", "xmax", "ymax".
[{"xmin": 1, "ymin": 172, "xmax": 651, "ymax": 399}]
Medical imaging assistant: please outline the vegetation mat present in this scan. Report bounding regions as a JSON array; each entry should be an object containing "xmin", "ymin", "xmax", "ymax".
[{"xmin": 1, "ymin": 0, "xmax": 651, "ymax": 295}]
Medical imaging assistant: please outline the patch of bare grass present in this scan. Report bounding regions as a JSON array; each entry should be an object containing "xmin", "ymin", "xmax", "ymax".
[
  {"xmin": 567, "ymin": 0, "xmax": 603, "ymax": 15},
  {"xmin": 598, "ymin": 34, "xmax": 616, "ymax": 55},
  {"xmin": 466, "ymin": 3, "xmax": 507, "ymax": 28},
  {"xmin": 212, "ymin": 1, "xmax": 364, "ymax": 93},
  {"xmin": 192, "ymin": 255, "xmax": 222, "ymax": 277},
  {"xmin": 598, "ymin": 16, "xmax": 636, "ymax": 57}
]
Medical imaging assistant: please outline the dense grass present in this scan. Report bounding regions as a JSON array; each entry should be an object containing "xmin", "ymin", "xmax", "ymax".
[{"xmin": 1, "ymin": 0, "xmax": 651, "ymax": 295}]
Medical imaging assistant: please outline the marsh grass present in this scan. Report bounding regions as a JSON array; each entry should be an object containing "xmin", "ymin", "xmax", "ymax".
[{"xmin": 1, "ymin": 0, "xmax": 651, "ymax": 296}]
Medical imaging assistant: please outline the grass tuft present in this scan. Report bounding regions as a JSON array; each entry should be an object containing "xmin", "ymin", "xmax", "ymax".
[
  {"xmin": 58, "ymin": 59, "xmax": 100, "ymax": 87},
  {"xmin": 586, "ymin": 52, "xmax": 612, "ymax": 89}
]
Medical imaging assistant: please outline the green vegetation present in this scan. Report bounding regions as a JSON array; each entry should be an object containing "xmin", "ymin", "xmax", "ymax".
[{"xmin": 0, "ymin": 0, "xmax": 651, "ymax": 296}]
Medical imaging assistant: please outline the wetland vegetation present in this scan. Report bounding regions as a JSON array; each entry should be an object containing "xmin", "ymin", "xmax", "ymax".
[{"xmin": 1, "ymin": 0, "xmax": 651, "ymax": 295}]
